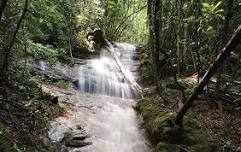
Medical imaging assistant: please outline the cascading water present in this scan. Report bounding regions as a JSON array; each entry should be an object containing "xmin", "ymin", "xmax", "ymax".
[
  {"xmin": 47, "ymin": 43, "xmax": 151, "ymax": 152},
  {"xmin": 74, "ymin": 43, "xmax": 140, "ymax": 98}
]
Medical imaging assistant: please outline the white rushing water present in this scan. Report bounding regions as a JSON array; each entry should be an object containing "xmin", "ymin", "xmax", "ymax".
[
  {"xmin": 75, "ymin": 43, "xmax": 140, "ymax": 98},
  {"xmin": 47, "ymin": 43, "xmax": 151, "ymax": 152}
]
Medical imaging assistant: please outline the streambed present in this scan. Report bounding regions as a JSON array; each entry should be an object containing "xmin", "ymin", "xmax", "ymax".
[{"xmin": 29, "ymin": 43, "xmax": 152, "ymax": 152}]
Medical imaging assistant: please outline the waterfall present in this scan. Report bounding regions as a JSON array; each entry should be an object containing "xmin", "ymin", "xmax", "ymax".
[
  {"xmin": 47, "ymin": 43, "xmax": 151, "ymax": 152},
  {"xmin": 75, "ymin": 43, "xmax": 141, "ymax": 98}
]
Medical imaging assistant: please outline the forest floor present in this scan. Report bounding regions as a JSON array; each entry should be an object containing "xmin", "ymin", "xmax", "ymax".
[
  {"xmin": 185, "ymin": 75, "xmax": 241, "ymax": 151},
  {"xmin": 191, "ymin": 96, "xmax": 241, "ymax": 151},
  {"xmin": 0, "ymin": 79, "xmax": 65, "ymax": 151}
]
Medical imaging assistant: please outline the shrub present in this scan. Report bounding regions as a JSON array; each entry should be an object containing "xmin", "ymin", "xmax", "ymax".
[{"xmin": 25, "ymin": 41, "xmax": 65, "ymax": 62}]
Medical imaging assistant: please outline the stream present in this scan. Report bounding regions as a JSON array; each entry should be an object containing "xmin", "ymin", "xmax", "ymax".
[{"xmin": 34, "ymin": 43, "xmax": 151, "ymax": 152}]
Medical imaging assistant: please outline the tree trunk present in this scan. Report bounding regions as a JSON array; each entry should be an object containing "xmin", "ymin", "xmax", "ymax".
[
  {"xmin": 0, "ymin": 0, "xmax": 8, "ymax": 22},
  {"xmin": 176, "ymin": 0, "xmax": 182, "ymax": 76},
  {"xmin": 0, "ymin": 0, "xmax": 29, "ymax": 76},
  {"xmin": 147, "ymin": 0, "xmax": 154, "ymax": 77},
  {"xmin": 194, "ymin": 0, "xmax": 202, "ymax": 82},
  {"xmin": 68, "ymin": 18, "xmax": 73, "ymax": 62},
  {"xmin": 106, "ymin": 41, "xmax": 142, "ymax": 93},
  {"xmin": 152, "ymin": 0, "xmax": 162, "ymax": 94},
  {"xmin": 175, "ymin": 25, "xmax": 241, "ymax": 127},
  {"xmin": 215, "ymin": 0, "xmax": 234, "ymax": 92},
  {"xmin": 68, "ymin": 29, "xmax": 73, "ymax": 62}
]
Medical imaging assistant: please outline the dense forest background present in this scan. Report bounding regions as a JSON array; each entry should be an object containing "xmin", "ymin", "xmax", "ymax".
[
  {"xmin": 0, "ymin": 0, "xmax": 241, "ymax": 151},
  {"xmin": 1, "ymin": 0, "xmax": 241, "ymax": 88}
]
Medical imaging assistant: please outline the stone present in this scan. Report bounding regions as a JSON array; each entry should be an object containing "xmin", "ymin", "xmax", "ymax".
[
  {"xmin": 51, "ymin": 96, "xmax": 58, "ymax": 104},
  {"xmin": 43, "ymin": 137, "xmax": 51, "ymax": 147},
  {"xmin": 72, "ymin": 131, "xmax": 89, "ymax": 140},
  {"xmin": 63, "ymin": 129, "xmax": 90, "ymax": 148},
  {"xmin": 76, "ymin": 125, "xmax": 83, "ymax": 130},
  {"xmin": 156, "ymin": 142, "xmax": 179, "ymax": 152},
  {"xmin": 65, "ymin": 140, "xmax": 91, "ymax": 148},
  {"xmin": 72, "ymin": 79, "xmax": 79, "ymax": 88}
]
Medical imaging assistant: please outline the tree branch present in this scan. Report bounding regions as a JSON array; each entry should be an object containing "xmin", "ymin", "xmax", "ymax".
[
  {"xmin": 115, "ymin": 4, "xmax": 147, "ymax": 32},
  {"xmin": 175, "ymin": 25, "xmax": 241, "ymax": 127},
  {"xmin": 0, "ymin": 0, "xmax": 29, "ymax": 75},
  {"xmin": 0, "ymin": 0, "xmax": 8, "ymax": 22}
]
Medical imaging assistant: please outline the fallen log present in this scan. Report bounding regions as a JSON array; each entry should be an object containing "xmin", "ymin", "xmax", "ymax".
[
  {"xmin": 105, "ymin": 41, "xmax": 143, "ymax": 94},
  {"xmin": 175, "ymin": 24, "xmax": 241, "ymax": 126},
  {"xmin": 88, "ymin": 28, "xmax": 143, "ymax": 94}
]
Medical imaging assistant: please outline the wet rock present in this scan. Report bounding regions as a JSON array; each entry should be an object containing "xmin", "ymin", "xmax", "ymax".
[
  {"xmin": 65, "ymin": 140, "xmax": 91, "ymax": 148},
  {"xmin": 76, "ymin": 125, "xmax": 83, "ymax": 130},
  {"xmin": 64, "ymin": 130, "xmax": 89, "ymax": 140},
  {"xmin": 51, "ymin": 96, "xmax": 59, "ymax": 104},
  {"xmin": 72, "ymin": 79, "xmax": 79, "ymax": 88},
  {"xmin": 86, "ymin": 28, "xmax": 108, "ymax": 50},
  {"xmin": 63, "ymin": 129, "xmax": 91, "ymax": 148},
  {"xmin": 156, "ymin": 142, "xmax": 179, "ymax": 152},
  {"xmin": 43, "ymin": 137, "xmax": 51, "ymax": 147},
  {"xmin": 72, "ymin": 131, "xmax": 89, "ymax": 140}
]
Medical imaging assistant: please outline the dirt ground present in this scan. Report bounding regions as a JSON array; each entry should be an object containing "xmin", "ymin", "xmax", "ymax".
[
  {"xmin": 190, "ymin": 96, "xmax": 241, "ymax": 151},
  {"xmin": 0, "ymin": 86, "xmax": 63, "ymax": 151}
]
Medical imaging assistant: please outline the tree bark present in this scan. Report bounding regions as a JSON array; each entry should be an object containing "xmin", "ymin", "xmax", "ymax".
[
  {"xmin": 152, "ymin": 0, "xmax": 162, "ymax": 93},
  {"xmin": 175, "ymin": 25, "xmax": 241, "ymax": 127},
  {"xmin": 194, "ymin": 0, "xmax": 202, "ymax": 82},
  {"xmin": 0, "ymin": 0, "xmax": 8, "ymax": 22},
  {"xmin": 106, "ymin": 41, "xmax": 142, "ymax": 93},
  {"xmin": 176, "ymin": 0, "xmax": 182, "ymax": 76},
  {"xmin": 215, "ymin": 0, "xmax": 234, "ymax": 92},
  {"xmin": 0, "ymin": 0, "xmax": 29, "ymax": 76}
]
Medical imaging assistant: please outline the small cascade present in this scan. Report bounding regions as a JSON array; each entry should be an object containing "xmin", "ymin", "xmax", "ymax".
[
  {"xmin": 47, "ymin": 43, "xmax": 151, "ymax": 152},
  {"xmin": 75, "ymin": 43, "xmax": 140, "ymax": 98}
]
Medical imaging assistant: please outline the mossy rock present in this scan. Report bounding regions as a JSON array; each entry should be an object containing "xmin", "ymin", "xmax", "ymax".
[
  {"xmin": 137, "ymin": 97, "xmax": 179, "ymax": 142},
  {"xmin": 137, "ymin": 97, "xmax": 211, "ymax": 152},
  {"xmin": 54, "ymin": 80, "xmax": 69, "ymax": 89},
  {"xmin": 156, "ymin": 142, "xmax": 179, "ymax": 152},
  {"xmin": 156, "ymin": 142, "xmax": 210, "ymax": 152}
]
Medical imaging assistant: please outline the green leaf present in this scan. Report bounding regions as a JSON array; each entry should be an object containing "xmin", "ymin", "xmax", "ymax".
[
  {"xmin": 213, "ymin": 1, "xmax": 222, "ymax": 11},
  {"xmin": 202, "ymin": 2, "xmax": 212, "ymax": 12},
  {"xmin": 39, "ymin": 18, "xmax": 44, "ymax": 23},
  {"xmin": 183, "ymin": 16, "xmax": 195, "ymax": 22}
]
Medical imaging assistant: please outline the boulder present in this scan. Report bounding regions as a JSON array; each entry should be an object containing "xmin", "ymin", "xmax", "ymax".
[
  {"xmin": 86, "ymin": 28, "xmax": 108, "ymax": 51},
  {"xmin": 63, "ymin": 129, "xmax": 91, "ymax": 148},
  {"xmin": 65, "ymin": 140, "xmax": 91, "ymax": 148}
]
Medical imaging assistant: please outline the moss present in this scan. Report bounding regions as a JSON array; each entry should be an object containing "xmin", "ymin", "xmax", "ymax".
[
  {"xmin": 54, "ymin": 80, "xmax": 69, "ymax": 89},
  {"xmin": 177, "ymin": 78, "xmax": 198, "ymax": 94},
  {"xmin": 137, "ymin": 97, "xmax": 211, "ymax": 152},
  {"xmin": 150, "ymin": 112, "xmax": 178, "ymax": 140},
  {"xmin": 156, "ymin": 142, "xmax": 179, "ymax": 152},
  {"xmin": 137, "ymin": 98, "xmax": 179, "ymax": 142}
]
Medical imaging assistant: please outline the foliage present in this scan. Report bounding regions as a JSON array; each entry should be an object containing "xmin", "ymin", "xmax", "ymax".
[
  {"xmin": 177, "ymin": 78, "xmax": 198, "ymax": 94},
  {"xmin": 199, "ymin": 1, "xmax": 224, "ymax": 37},
  {"xmin": 0, "ymin": 127, "xmax": 3, "ymax": 136},
  {"xmin": 97, "ymin": 0, "xmax": 148, "ymax": 43},
  {"xmin": 25, "ymin": 41, "xmax": 65, "ymax": 61},
  {"xmin": 7, "ymin": 68, "xmax": 39, "ymax": 98},
  {"xmin": 144, "ymin": 0, "xmax": 241, "ymax": 82}
]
